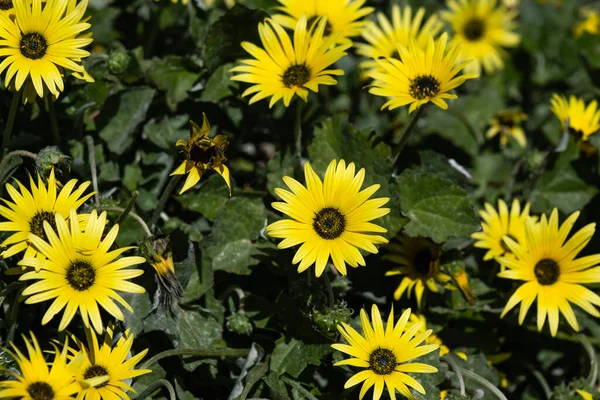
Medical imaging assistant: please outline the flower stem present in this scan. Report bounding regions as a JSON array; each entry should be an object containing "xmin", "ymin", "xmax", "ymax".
[
  {"xmin": 578, "ymin": 334, "xmax": 598, "ymax": 387},
  {"xmin": 149, "ymin": 175, "xmax": 181, "ymax": 231},
  {"xmin": 322, "ymin": 271, "xmax": 334, "ymax": 308},
  {"xmin": 0, "ymin": 150, "xmax": 37, "ymax": 175},
  {"xmin": 132, "ymin": 379, "xmax": 176, "ymax": 400},
  {"xmin": 48, "ymin": 101, "xmax": 60, "ymax": 145},
  {"xmin": 101, "ymin": 206, "xmax": 151, "ymax": 237},
  {"xmin": 390, "ymin": 105, "xmax": 425, "ymax": 167},
  {"xmin": 2, "ymin": 91, "xmax": 20, "ymax": 156},
  {"xmin": 85, "ymin": 136, "xmax": 100, "ymax": 208},
  {"xmin": 115, "ymin": 191, "xmax": 139, "ymax": 227},
  {"xmin": 293, "ymin": 99, "xmax": 304, "ymax": 179},
  {"xmin": 531, "ymin": 369, "xmax": 552, "ymax": 400},
  {"xmin": 443, "ymin": 355, "xmax": 466, "ymax": 396},
  {"xmin": 140, "ymin": 348, "xmax": 249, "ymax": 370},
  {"xmin": 459, "ymin": 367, "xmax": 508, "ymax": 400}
]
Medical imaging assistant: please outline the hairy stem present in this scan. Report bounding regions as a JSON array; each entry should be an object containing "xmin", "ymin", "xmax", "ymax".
[
  {"xmin": 132, "ymin": 379, "xmax": 176, "ymax": 400},
  {"xmin": 101, "ymin": 206, "xmax": 151, "ymax": 237},
  {"xmin": 2, "ymin": 91, "xmax": 20, "ymax": 156},
  {"xmin": 322, "ymin": 272, "xmax": 334, "ymax": 308},
  {"xmin": 85, "ymin": 136, "xmax": 101, "ymax": 208},
  {"xmin": 444, "ymin": 355, "xmax": 466, "ymax": 396},
  {"xmin": 140, "ymin": 348, "xmax": 249, "ymax": 370},
  {"xmin": 149, "ymin": 175, "xmax": 181, "ymax": 231},
  {"xmin": 293, "ymin": 99, "xmax": 304, "ymax": 178},
  {"xmin": 460, "ymin": 367, "xmax": 508, "ymax": 400},
  {"xmin": 579, "ymin": 334, "xmax": 598, "ymax": 387},
  {"xmin": 391, "ymin": 105, "xmax": 425, "ymax": 167},
  {"xmin": 114, "ymin": 191, "xmax": 139, "ymax": 227}
]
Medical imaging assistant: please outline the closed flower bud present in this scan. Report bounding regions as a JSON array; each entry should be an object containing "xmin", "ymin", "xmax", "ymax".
[{"xmin": 226, "ymin": 312, "xmax": 253, "ymax": 336}]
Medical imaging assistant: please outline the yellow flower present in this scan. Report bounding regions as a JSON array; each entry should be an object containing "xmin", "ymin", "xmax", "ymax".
[
  {"xmin": 332, "ymin": 305, "xmax": 439, "ymax": 400},
  {"xmin": 576, "ymin": 390, "xmax": 594, "ymax": 400},
  {"xmin": 405, "ymin": 313, "xmax": 450, "ymax": 357},
  {"xmin": 550, "ymin": 94, "xmax": 600, "ymax": 142},
  {"xmin": 0, "ymin": 0, "xmax": 93, "ymax": 100},
  {"xmin": 498, "ymin": 209, "xmax": 600, "ymax": 337},
  {"xmin": 441, "ymin": 0, "xmax": 520, "ymax": 75},
  {"xmin": 471, "ymin": 199, "xmax": 531, "ymax": 261},
  {"xmin": 368, "ymin": 33, "xmax": 478, "ymax": 114},
  {"xmin": 70, "ymin": 326, "xmax": 151, "ymax": 400},
  {"xmin": 143, "ymin": 235, "xmax": 183, "ymax": 307},
  {"xmin": 0, "ymin": 333, "xmax": 83, "ymax": 400},
  {"xmin": 384, "ymin": 235, "xmax": 452, "ymax": 308},
  {"xmin": 0, "ymin": 169, "xmax": 93, "ymax": 265},
  {"xmin": 0, "ymin": 0, "xmax": 14, "ymax": 18},
  {"xmin": 356, "ymin": 5, "xmax": 443, "ymax": 79},
  {"xmin": 574, "ymin": 10, "xmax": 600, "ymax": 37},
  {"xmin": 203, "ymin": 0, "xmax": 238, "ymax": 7},
  {"xmin": 229, "ymin": 15, "xmax": 350, "ymax": 108},
  {"xmin": 486, "ymin": 109, "xmax": 528, "ymax": 148},
  {"xmin": 170, "ymin": 113, "xmax": 231, "ymax": 195},
  {"xmin": 272, "ymin": 0, "xmax": 373, "ymax": 44},
  {"xmin": 267, "ymin": 159, "xmax": 390, "ymax": 277},
  {"xmin": 18, "ymin": 209, "xmax": 146, "ymax": 334}
]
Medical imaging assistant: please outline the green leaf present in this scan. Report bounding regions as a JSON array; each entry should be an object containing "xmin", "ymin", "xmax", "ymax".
[
  {"xmin": 97, "ymin": 87, "xmax": 156, "ymax": 155},
  {"xmin": 175, "ymin": 174, "xmax": 231, "ymax": 220},
  {"xmin": 200, "ymin": 63, "xmax": 236, "ymax": 103},
  {"xmin": 270, "ymin": 338, "xmax": 333, "ymax": 379},
  {"xmin": 143, "ymin": 115, "xmax": 189, "ymax": 150},
  {"xmin": 123, "ymin": 164, "xmax": 143, "ymax": 191},
  {"xmin": 177, "ymin": 310, "xmax": 223, "ymax": 349},
  {"xmin": 148, "ymin": 56, "xmax": 202, "ymax": 109},
  {"xmin": 398, "ymin": 168, "xmax": 479, "ymax": 243},
  {"xmin": 234, "ymin": 361, "xmax": 269, "ymax": 400},
  {"xmin": 267, "ymin": 151, "xmax": 295, "ymax": 197}
]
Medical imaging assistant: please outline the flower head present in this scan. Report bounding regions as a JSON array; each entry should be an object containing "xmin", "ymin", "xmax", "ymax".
[
  {"xmin": 356, "ymin": 5, "xmax": 443, "ymax": 79},
  {"xmin": 487, "ymin": 109, "xmax": 528, "ymax": 148},
  {"xmin": 471, "ymin": 199, "xmax": 531, "ymax": 261},
  {"xmin": 405, "ymin": 313, "xmax": 467, "ymax": 360},
  {"xmin": 441, "ymin": 0, "xmax": 520, "ymax": 75},
  {"xmin": 0, "ymin": 0, "xmax": 14, "ymax": 18},
  {"xmin": 574, "ymin": 10, "xmax": 600, "ymax": 38},
  {"xmin": 19, "ymin": 209, "xmax": 146, "ymax": 334},
  {"xmin": 498, "ymin": 209, "xmax": 600, "ymax": 336},
  {"xmin": 550, "ymin": 94, "xmax": 600, "ymax": 142},
  {"xmin": 368, "ymin": 33, "xmax": 478, "ymax": 114},
  {"xmin": 142, "ymin": 235, "xmax": 183, "ymax": 308},
  {"xmin": 273, "ymin": 0, "xmax": 373, "ymax": 44},
  {"xmin": 0, "ymin": 0, "xmax": 93, "ymax": 100},
  {"xmin": 384, "ymin": 235, "xmax": 452, "ymax": 308},
  {"xmin": 332, "ymin": 305, "xmax": 439, "ymax": 400},
  {"xmin": 267, "ymin": 160, "xmax": 390, "ymax": 277},
  {"xmin": 0, "ymin": 333, "xmax": 83, "ymax": 400},
  {"xmin": 170, "ymin": 114, "xmax": 231, "ymax": 195},
  {"xmin": 230, "ymin": 15, "xmax": 350, "ymax": 108}
]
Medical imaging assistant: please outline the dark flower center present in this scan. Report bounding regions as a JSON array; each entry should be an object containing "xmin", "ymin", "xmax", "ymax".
[
  {"xmin": 497, "ymin": 115, "xmax": 516, "ymax": 128},
  {"xmin": 409, "ymin": 75, "xmax": 441, "ymax": 100},
  {"xmin": 66, "ymin": 260, "xmax": 96, "ymax": 291},
  {"xmin": 534, "ymin": 258, "xmax": 560, "ymax": 286},
  {"xmin": 30, "ymin": 211, "xmax": 57, "ymax": 243},
  {"xmin": 20, "ymin": 32, "xmax": 48, "ymax": 60},
  {"xmin": 568, "ymin": 127, "xmax": 585, "ymax": 142},
  {"xmin": 500, "ymin": 234, "xmax": 518, "ymax": 253},
  {"xmin": 369, "ymin": 348, "xmax": 397, "ymax": 375},
  {"xmin": 414, "ymin": 248, "xmax": 434, "ymax": 277},
  {"xmin": 0, "ymin": 0, "xmax": 13, "ymax": 11},
  {"xmin": 463, "ymin": 17, "xmax": 485, "ymax": 41},
  {"xmin": 27, "ymin": 382, "xmax": 54, "ymax": 400},
  {"xmin": 307, "ymin": 15, "xmax": 333, "ymax": 36},
  {"xmin": 282, "ymin": 64, "xmax": 311, "ymax": 88},
  {"xmin": 84, "ymin": 365, "xmax": 110, "ymax": 388},
  {"xmin": 313, "ymin": 207, "xmax": 346, "ymax": 240},
  {"xmin": 190, "ymin": 145, "xmax": 218, "ymax": 165}
]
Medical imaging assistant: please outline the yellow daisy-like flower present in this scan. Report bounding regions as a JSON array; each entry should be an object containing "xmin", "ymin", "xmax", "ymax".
[
  {"xmin": 471, "ymin": 199, "xmax": 531, "ymax": 261},
  {"xmin": 384, "ymin": 235, "xmax": 452, "ymax": 308},
  {"xmin": 18, "ymin": 209, "xmax": 146, "ymax": 334},
  {"xmin": 266, "ymin": 159, "xmax": 390, "ymax": 277},
  {"xmin": 405, "ymin": 313, "xmax": 468, "ymax": 360},
  {"xmin": 576, "ymin": 390, "xmax": 594, "ymax": 400},
  {"xmin": 0, "ymin": 169, "xmax": 93, "ymax": 264},
  {"xmin": 498, "ymin": 209, "xmax": 600, "ymax": 337},
  {"xmin": 273, "ymin": 0, "xmax": 373, "ymax": 44},
  {"xmin": 486, "ymin": 109, "xmax": 528, "ymax": 148},
  {"xmin": 368, "ymin": 33, "xmax": 479, "ymax": 114},
  {"xmin": 332, "ymin": 305, "xmax": 439, "ymax": 400},
  {"xmin": 0, "ymin": 0, "xmax": 93, "ymax": 99},
  {"xmin": 550, "ymin": 94, "xmax": 600, "ymax": 142},
  {"xmin": 229, "ymin": 15, "xmax": 350, "ymax": 108},
  {"xmin": 0, "ymin": 0, "xmax": 14, "ymax": 18},
  {"xmin": 170, "ymin": 114, "xmax": 231, "ymax": 195},
  {"xmin": 0, "ymin": 333, "xmax": 83, "ymax": 400},
  {"xmin": 142, "ymin": 235, "xmax": 183, "ymax": 307},
  {"xmin": 356, "ymin": 5, "xmax": 443, "ymax": 79},
  {"xmin": 440, "ymin": 0, "xmax": 520, "ymax": 75},
  {"xmin": 70, "ymin": 326, "xmax": 151, "ymax": 400},
  {"xmin": 574, "ymin": 10, "xmax": 600, "ymax": 38}
]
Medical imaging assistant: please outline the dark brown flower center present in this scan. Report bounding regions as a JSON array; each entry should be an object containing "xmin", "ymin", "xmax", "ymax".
[
  {"xmin": 534, "ymin": 258, "xmax": 560, "ymax": 286},
  {"xmin": 497, "ymin": 115, "xmax": 516, "ymax": 128},
  {"xmin": 414, "ymin": 248, "xmax": 434, "ymax": 277},
  {"xmin": 568, "ymin": 127, "xmax": 585, "ymax": 142},
  {"xmin": 463, "ymin": 17, "xmax": 485, "ymax": 41},
  {"xmin": 66, "ymin": 260, "xmax": 96, "ymax": 291},
  {"xmin": 313, "ymin": 207, "xmax": 346, "ymax": 240},
  {"xmin": 409, "ymin": 75, "xmax": 441, "ymax": 100},
  {"xmin": 20, "ymin": 32, "xmax": 48, "ymax": 60},
  {"xmin": 369, "ymin": 348, "xmax": 397, "ymax": 375},
  {"xmin": 190, "ymin": 145, "xmax": 218, "ymax": 165},
  {"xmin": 282, "ymin": 64, "xmax": 311, "ymax": 88},
  {"xmin": 0, "ymin": 0, "xmax": 13, "ymax": 11},
  {"xmin": 84, "ymin": 365, "xmax": 110, "ymax": 388},
  {"xmin": 500, "ymin": 234, "xmax": 518, "ymax": 253},
  {"xmin": 30, "ymin": 211, "xmax": 57, "ymax": 243},
  {"xmin": 27, "ymin": 382, "xmax": 54, "ymax": 400},
  {"xmin": 307, "ymin": 15, "xmax": 333, "ymax": 36}
]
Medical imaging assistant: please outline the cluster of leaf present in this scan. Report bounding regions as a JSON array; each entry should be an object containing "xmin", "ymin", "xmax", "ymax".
[{"xmin": 1, "ymin": 0, "xmax": 600, "ymax": 399}]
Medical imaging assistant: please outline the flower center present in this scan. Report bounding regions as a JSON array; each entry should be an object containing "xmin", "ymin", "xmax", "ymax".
[
  {"xmin": 500, "ymin": 234, "xmax": 518, "ymax": 253},
  {"xmin": 369, "ymin": 348, "xmax": 397, "ymax": 375},
  {"xmin": 29, "ymin": 211, "xmax": 57, "ymax": 243},
  {"xmin": 307, "ymin": 15, "xmax": 333, "ymax": 36},
  {"xmin": 20, "ymin": 32, "xmax": 48, "ymax": 60},
  {"xmin": 282, "ymin": 64, "xmax": 311, "ymax": 88},
  {"xmin": 27, "ymin": 382, "xmax": 55, "ymax": 400},
  {"xmin": 497, "ymin": 115, "xmax": 516, "ymax": 128},
  {"xmin": 0, "ymin": 0, "xmax": 13, "ymax": 11},
  {"xmin": 66, "ymin": 260, "xmax": 96, "ymax": 291},
  {"xmin": 189, "ymin": 144, "xmax": 218, "ymax": 165},
  {"xmin": 568, "ymin": 127, "xmax": 585, "ymax": 142},
  {"xmin": 409, "ymin": 75, "xmax": 441, "ymax": 100},
  {"xmin": 414, "ymin": 248, "xmax": 434, "ymax": 277},
  {"xmin": 312, "ymin": 207, "xmax": 346, "ymax": 240},
  {"xmin": 534, "ymin": 258, "xmax": 560, "ymax": 286},
  {"xmin": 463, "ymin": 17, "xmax": 485, "ymax": 41},
  {"xmin": 84, "ymin": 365, "xmax": 110, "ymax": 388}
]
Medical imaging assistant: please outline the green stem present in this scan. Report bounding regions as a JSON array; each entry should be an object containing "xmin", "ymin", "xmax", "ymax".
[
  {"xmin": 443, "ymin": 356, "xmax": 465, "ymax": 396},
  {"xmin": 579, "ymin": 334, "xmax": 598, "ymax": 386},
  {"xmin": 459, "ymin": 367, "xmax": 508, "ymax": 400},
  {"xmin": 48, "ymin": 101, "xmax": 60, "ymax": 145},
  {"xmin": 132, "ymin": 379, "xmax": 175, "ymax": 400},
  {"xmin": 114, "ymin": 191, "xmax": 139, "ymax": 227},
  {"xmin": 2, "ymin": 91, "xmax": 20, "ymax": 155},
  {"xmin": 390, "ymin": 105, "xmax": 425, "ymax": 167},
  {"xmin": 85, "ymin": 136, "xmax": 100, "ymax": 208},
  {"xmin": 293, "ymin": 99, "xmax": 304, "ymax": 179},
  {"xmin": 140, "ymin": 348, "xmax": 249, "ymax": 370},
  {"xmin": 531, "ymin": 369, "xmax": 552, "ymax": 400},
  {"xmin": 282, "ymin": 377, "xmax": 318, "ymax": 400},
  {"xmin": 149, "ymin": 175, "xmax": 181, "ymax": 231},
  {"xmin": 101, "ymin": 206, "xmax": 151, "ymax": 237},
  {"xmin": 322, "ymin": 272, "xmax": 334, "ymax": 308},
  {"xmin": 0, "ymin": 150, "xmax": 37, "ymax": 174}
]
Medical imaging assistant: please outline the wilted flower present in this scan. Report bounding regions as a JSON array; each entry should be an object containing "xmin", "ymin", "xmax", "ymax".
[{"xmin": 142, "ymin": 235, "xmax": 183, "ymax": 308}]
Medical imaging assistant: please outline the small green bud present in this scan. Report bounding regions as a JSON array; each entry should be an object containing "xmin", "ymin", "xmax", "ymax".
[
  {"xmin": 107, "ymin": 49, "xmax": 132, "ymax": 75},
  {"xmin": 227, "ymin": 312, "xmax": 253, "ymax": 336},
  {"xmin": 36, "ymin": 146, "xmax": 71, "ymax": 179},
  {"xmin": 526, "ymin": 149, "xmax": 545, "ymax": 171},
  {"xmin": 313, "ymin": 303, "xmax": 352, "ymax": 336}
]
